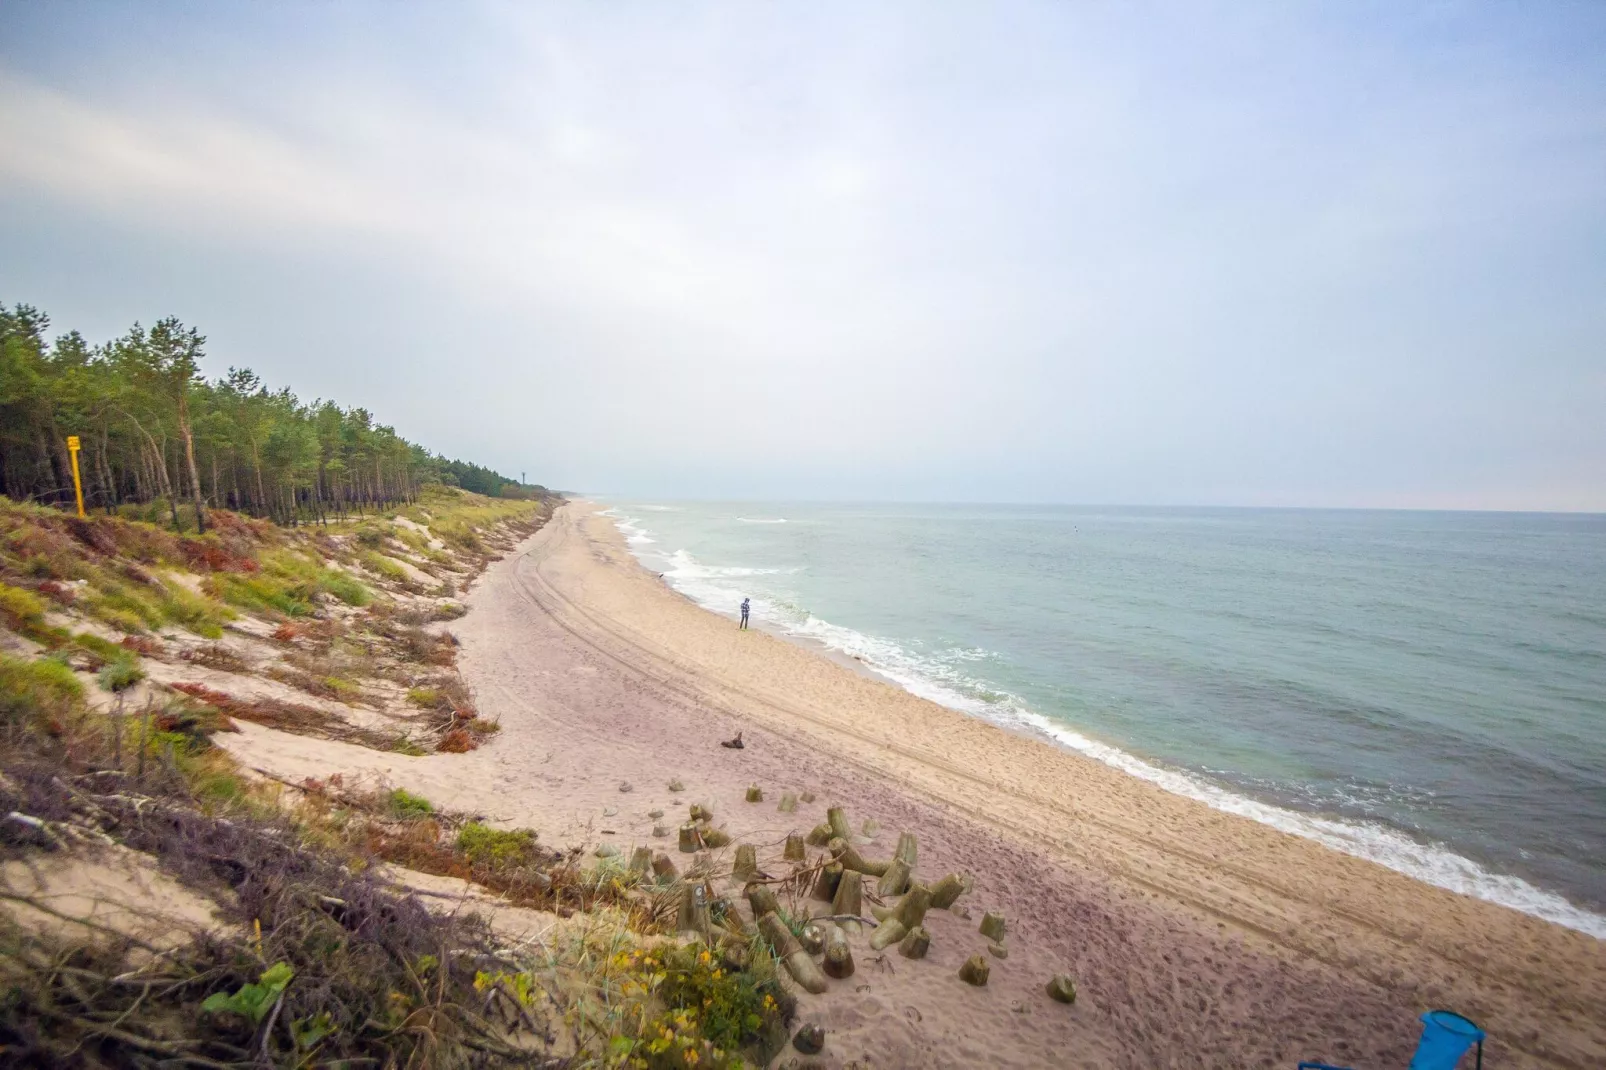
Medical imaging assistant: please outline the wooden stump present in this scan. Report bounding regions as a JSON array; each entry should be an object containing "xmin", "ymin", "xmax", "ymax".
[
  {"xmin": 869, "ymin": 919, "xmax": 906, "ymax": 951},
  {"xmin": 800, "ymin": 790, "xmax": 816, "ymax": 804},
  {"xmin": 894, "ymin": 884, "xmax": 932, "ymax": 931},
  {"xmin": 702, "ymin": 827, "xmax": 732, "ymax": 848},
  {"xmin": 861, "ymin": 818, "xmax": 880, "ymax": 837},
  {"xmin": 678, "ymin": 823, "xmax": 703, "ymax": 854},
  {"xmin": 827, "ymin": 836, "xmax": 847, "ymax": 858},
  {"xmin": 652, "ymin": 853, "xmax": 678, "ymax": 883},
  {"xmin": 668, "ymin": 778, "xmax": 685, "ymax": 792},
  {"xmin": 784, "ymin": 833, "xmax": 806, "ymax": 861},
  {"xmin": 747, "ymin": 884, "xmax": 781, "ymax": 920},
  {"xmin": 1046, "ymin": 974, "xmax": 1078, "ymax": 1004},
  {"xmin": 677, "ymin": 883, "xmax": 707, "ymax": 935},
  {"xmin": 893, "ymin": 832, "xmax": 917, "ymax": 869},
  {"xmin": 822, "ymin": 925, "xmax": 854, "ymax": 979},
  {"xmin": 745, "ymin": 784, "xmax": 764, "ymax": 803},
  {"xmin": 805, "ymin": 823, "xmax": 833, "ymax": 847},
  {"xmin": 898, "ymin": 926, "xmax": 930, "ymax": 959},
  {"xmin": 987, "ymin": 941, "xmax": 1009, "ymax": 959},
  {"xmin": 798, "ymin": 923, "xmax": 826, "ymax": 955},
  {"xmin": 811, "ymin": 862, "xmax": 843, "ymax": 903},
  {"xmin": 733, "ymin": 844, "xmax": 758, "ymax": 880},
  {"xmin": 826, "ymin": 806, "xmax": 852, "ymax": 842},
  {"xmin": 628, "ymin": 846, "xmax": 652, "ymax": 876},
  {"xmin": 876, "ymin": 859, "xmax": 911, "ymax": 896},
  {"xmin": 831, "ymin": 870, "xmax": 863, "ymax": 930},
  {"xmin": 840, "ymin": 844, "xmax": 891, "ymax": 878},
  {"xmin": 929, "ymin": 872, "xmax": 968, "ymax": 909},
  {"xmin": 758, "ymin": 912, "xmax": 828, "ymax": 994},
  {"xmin": 959, "ymin": 954, "xmax": 990, "ymax": 987},
  {"xmin": 690, "ymin": 803, "xmax": 713, "ymax": 822},
  {"xmin": 777, "ymin": 792, "xmax": 798, "ymax": 813},
  {"xmin": 979, "ymin": 911, "xmax": 1006, "ymax": 942},
  {"xmin": 652, "ymin": 824, "xmax": 670, "ymax": 838}
]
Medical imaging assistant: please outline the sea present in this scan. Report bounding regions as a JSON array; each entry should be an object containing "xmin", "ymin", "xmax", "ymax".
[{"xmin": 600, "ymin": 501, "xmax": 1606, "ymax": 938}]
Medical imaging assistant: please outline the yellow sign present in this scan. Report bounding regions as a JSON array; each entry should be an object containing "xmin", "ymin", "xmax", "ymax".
[{"xmin": 66, "ymin": 436, "xmax": 85, "ymax": 518}]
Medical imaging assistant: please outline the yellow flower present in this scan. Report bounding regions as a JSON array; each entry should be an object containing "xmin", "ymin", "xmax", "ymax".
[{"xmin": 698, "ymin": 950, "xmax": 711, "ymax": 965}]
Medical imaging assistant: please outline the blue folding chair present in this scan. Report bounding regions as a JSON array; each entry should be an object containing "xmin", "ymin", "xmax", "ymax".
[{"xmin": 1299, "ymin": 1009, "xmax": 1485, "ymax": 1070}]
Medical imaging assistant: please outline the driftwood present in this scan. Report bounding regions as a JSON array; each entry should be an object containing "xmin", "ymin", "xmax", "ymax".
[
  {"xmin": 929, "ymin": 872, "xmax": 968, "ymax": 909},
  {"xmin": 822, "ymin": 924, "xmax": 854, "ymax": 979},
  {"xmin": 783, "ymin": 832, "xmax": 806, "ymax": 861},
  {"xmin": 959, "ymin": 953, "xmax": 990, "ymax": 987},
  {"xmin": 811, "ymin": 861, "xmax": 843, "ymax": 903},
  {"xmin": 758, "ymin": 912, "xmax": 828, "ymax": 994},
  {"xmin": 898, "ymin": 925, "xmax": 930, "ymax": 959}
]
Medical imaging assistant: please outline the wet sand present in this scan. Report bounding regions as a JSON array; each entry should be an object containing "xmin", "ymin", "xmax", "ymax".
[{"xmin": 224, "ymin": 501, "xmax": 1606, "ymax": 1069}]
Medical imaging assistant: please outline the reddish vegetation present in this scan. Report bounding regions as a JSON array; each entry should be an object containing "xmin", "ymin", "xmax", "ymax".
[
  {"xmin": 436, "ymin": 728, "xmax": 476, "ymax": 753},
  {"xmin": 120, "ymin": 635, "xmax": 163, "ymax": 656},
  {"xmin": 271, "ymin": 623, "xmax": 299, "ymax": 643},
  {"xmin": 35, "ymin": 580, "xmax": 75, "ymax": 605}
]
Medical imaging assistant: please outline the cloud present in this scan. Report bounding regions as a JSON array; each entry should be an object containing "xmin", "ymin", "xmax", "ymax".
[{"xmin": 0, "ymin": 2, "xmax": 1603, "ymax": 507}]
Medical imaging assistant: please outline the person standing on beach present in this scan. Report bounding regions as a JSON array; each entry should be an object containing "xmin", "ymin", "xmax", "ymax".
[{"xmin": 739, "ymin": 597, "xmax": 750, "ymax": 629}]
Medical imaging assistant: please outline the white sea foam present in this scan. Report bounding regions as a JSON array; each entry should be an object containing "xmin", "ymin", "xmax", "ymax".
[
  {"xmin": 735, "ymin": 517, "xmax": 787, "ymax": 524},
  {"xmin": 606, "ymin": 508, "xmax": 1606, "ymax": 939}
]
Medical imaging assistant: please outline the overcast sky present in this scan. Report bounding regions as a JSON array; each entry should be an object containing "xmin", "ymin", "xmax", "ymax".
[{"xmin": 2, "ymin": 2, "xmax": 1603, "ymax": 509}]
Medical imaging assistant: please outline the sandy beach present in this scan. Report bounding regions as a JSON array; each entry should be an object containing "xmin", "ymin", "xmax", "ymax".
[{"xmin": 223, "ymin": 501, "xmax": 1606, "ymax": 1069}]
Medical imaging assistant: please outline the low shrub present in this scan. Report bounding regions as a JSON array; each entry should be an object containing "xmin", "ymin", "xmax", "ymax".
[
  {"xmin": 456, "ymin": 822, "xmax": 539, "ymax": 869},
  {"xmin": 388, "ymin": 788, "xmax": 435, "ymax": 819}
]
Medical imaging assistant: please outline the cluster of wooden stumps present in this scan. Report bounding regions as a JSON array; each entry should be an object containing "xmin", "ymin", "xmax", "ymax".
[{"xmin": 624, "ymin": 789, "xmax": 1078, "ymax": 1025}]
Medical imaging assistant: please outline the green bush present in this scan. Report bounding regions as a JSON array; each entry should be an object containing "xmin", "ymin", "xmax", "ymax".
[
  {"xmin": 0, "ymin": 582, "xmax": 48, "ymax": 633},
  {"xmin": 456, "ymin": 822, "xmax": 539, "ymax": 868},
  {"xmin": 387, "ymin": 788, "xmax": 434, "ymax": 819},
  {"xmin": 0, "ymin": 653, "xmax": 84, "ymax": 727}
]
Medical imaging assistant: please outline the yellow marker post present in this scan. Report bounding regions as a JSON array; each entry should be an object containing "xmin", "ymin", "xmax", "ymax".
[{"xmin": 66, "ymin": 435, "xmax": 86, "ymax": 518}]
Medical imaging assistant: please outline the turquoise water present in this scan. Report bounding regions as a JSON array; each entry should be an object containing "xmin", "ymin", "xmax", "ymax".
[{"xmin": 604, "ymin": 502, "xmax": 1606, "ymax": 937}]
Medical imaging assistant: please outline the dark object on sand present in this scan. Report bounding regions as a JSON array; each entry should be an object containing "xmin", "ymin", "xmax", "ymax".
[
  {"xmin": 959, "ymin": 954, "xmax": 990, "ymax": 987},
  {"xmin": 721, "ymin": 732, "xmax": 745, "ymax": 749},
  {"xmin": 793, "ymin": 1023, "xmax": 825, "ymax": 1054}
]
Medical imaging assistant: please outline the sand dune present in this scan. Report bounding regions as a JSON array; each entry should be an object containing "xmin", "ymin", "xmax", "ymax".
[{"xmin": 224, "ymin": 501, "xmax": 1606, "ymax": 1068}]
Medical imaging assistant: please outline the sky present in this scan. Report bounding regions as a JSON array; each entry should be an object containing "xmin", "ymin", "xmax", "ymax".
[{"xmin": 2, "ymin": 2, "xmax": 1603, "ymax": 509}]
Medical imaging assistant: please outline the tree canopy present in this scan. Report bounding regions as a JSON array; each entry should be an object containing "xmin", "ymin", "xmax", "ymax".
[{"xmin": 0, "ymin": 302, "xmax": 547, "ymax": 527}]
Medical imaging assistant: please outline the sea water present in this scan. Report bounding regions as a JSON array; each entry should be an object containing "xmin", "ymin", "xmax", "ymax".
[{"xmin": 602, "ymin": 501, "xmax": 1606, "ymax": 937}]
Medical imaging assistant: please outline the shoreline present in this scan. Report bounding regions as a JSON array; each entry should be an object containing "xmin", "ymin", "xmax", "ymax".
[
  {"xmin": 224, "ymin": 501, "xmax": 1606, "ymax": 1067},
  {"xmin": 610, "ymin": 502, "xmax": 1606, "ymax": 938}
]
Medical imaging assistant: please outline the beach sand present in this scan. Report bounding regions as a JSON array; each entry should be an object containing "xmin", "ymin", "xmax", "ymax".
[{"xmin": 223, "ymin": 501, "xmax": 1606, "ymax": 1069}]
